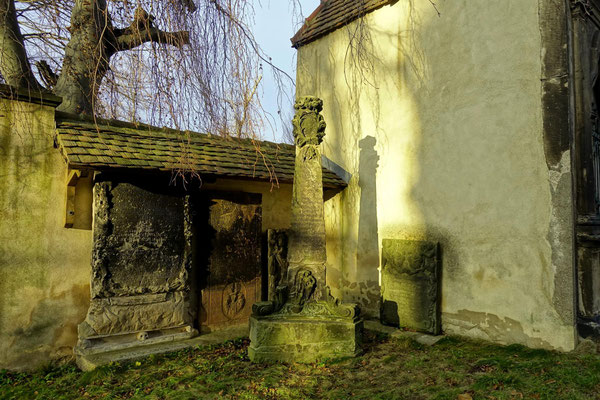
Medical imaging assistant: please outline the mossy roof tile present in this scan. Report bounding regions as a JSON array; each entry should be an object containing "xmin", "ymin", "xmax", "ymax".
[{"xmin": 55, "ymin": 117, "xmax": 347, "ymax": 189}]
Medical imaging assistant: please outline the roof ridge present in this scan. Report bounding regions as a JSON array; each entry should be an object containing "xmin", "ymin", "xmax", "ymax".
[{"xmin": 291, "ymin": 0, "xmax": 398, "ymax": 48}]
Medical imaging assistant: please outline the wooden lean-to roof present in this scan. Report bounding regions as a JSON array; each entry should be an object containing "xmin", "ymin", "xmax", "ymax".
[
  {"xmin": 54, "ymin": 114, "xmax": 347, "ymax": 189},
  {"xmin": 291, "ymin": 0, "xmax": 398, "ymax": 48}
]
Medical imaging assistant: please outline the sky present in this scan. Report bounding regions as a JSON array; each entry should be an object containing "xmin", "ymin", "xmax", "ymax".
[{"xmin": 252, "ymin": 0, "xmax": 320, "ymax": 143}]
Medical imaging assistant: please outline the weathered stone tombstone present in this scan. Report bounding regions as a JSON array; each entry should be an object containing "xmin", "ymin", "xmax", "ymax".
[
  {"xmin": 75, "ymin": 178, "xmax": 197, "ymax": 370},
  {"xmin": 380, "ymin": 239, "xmax": 441, "ymax": 334},
  {"xmin": 74, "ymin": 174, "xmax": 268, "ymax": 369},
  {"xmin": 197, "ymin": 193, "xmax": 263, "ymax": 332},
  {"xmin": 248, "ymin": 97, "xmax": 362, "ymax": 363}
]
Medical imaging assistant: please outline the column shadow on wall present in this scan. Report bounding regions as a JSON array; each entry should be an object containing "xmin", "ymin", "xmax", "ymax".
[{"xmin": 356, "ymin": 135, "xmax": 380, "ymax": 312}]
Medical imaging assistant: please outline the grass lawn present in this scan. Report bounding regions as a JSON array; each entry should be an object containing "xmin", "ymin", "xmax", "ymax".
[{"xmin": 2, "ymin": 330, "xmax": 600, "ymax": 400}]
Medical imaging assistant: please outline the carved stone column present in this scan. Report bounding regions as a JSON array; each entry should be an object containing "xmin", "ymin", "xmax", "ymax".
[
  {"xmin": 248, "ymin": 96, "xmax": 362, "ymax": 363},
  {"xmin": 287, "ymin": 96, "xmax": 328, "ymax": 306}
]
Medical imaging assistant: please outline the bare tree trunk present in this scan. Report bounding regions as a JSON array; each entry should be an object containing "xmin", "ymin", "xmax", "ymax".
[
  {"xmin": 54, "ymin": 0, "xmax": 190, "ymax": 115},
  {"xmin": 0, "ymin": 0, "xmax": 40, "ymax": 89},
  {"xmin": 54, "ymin": 0, "xmax": 111, "ymax": 114}
]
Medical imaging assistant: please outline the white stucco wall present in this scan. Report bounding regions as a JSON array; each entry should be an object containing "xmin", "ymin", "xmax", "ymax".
[{"xmin": 296, "ymin": 0, "xmax": 576, "ymax": 350}]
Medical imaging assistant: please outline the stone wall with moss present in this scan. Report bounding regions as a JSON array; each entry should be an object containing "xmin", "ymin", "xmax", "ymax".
[
  {"xmin": 0, "ymin": 89, "xmax": 305, "ymax": 370},
  {"xmin": 296, "ymin": 0, "xmax": 576, "ymax": 350},
  {"xmin": 0, "ymin": 98, "xmax": 93, "ymax": 370}
]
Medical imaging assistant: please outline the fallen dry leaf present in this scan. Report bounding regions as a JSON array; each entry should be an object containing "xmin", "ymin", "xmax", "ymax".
[{"xmin": 510, "ymin": 389, "xmax": 524, "ymax": 399}]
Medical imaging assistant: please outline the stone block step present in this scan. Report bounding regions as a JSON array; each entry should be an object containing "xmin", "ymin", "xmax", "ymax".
[{"xmin": 77, "ymin": 325, "xmax": 249, "ymax": 371}]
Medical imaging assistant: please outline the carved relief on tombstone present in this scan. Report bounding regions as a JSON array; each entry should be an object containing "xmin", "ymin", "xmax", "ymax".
[
  {"xmin": 253, "ymin": 97, "xmax": 358, "ymax": 318},
  {"xmin": 75, "ymin": 178, "xmax": 198, "ymax": 370},
  {"xmin": 291, "ymin": 269, "xmax": 317, "ymax": 308},
  {"xmin": 198, "ymin": 194, "xmax": 262, "ymax": 331},
  {"xmin": 292, "ymin": 96, "xmax": 326, "ymax": 159},
  {"xmin": 222, "ymin": 282, "xmax": 247, "ymax": 319},
  {"xmin": 267, "ymin": 229, "xmax": 289, "ymax": 301}
]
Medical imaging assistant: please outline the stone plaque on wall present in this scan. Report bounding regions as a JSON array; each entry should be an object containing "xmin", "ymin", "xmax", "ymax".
[{"xmin": 381, "ymin": 239, "xmax": 441, "ymax": 334}]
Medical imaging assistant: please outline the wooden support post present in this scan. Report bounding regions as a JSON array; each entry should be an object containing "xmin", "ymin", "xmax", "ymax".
[{"xmin": 65, "ymin": 169, "xmax": 89, "ymax": 228}]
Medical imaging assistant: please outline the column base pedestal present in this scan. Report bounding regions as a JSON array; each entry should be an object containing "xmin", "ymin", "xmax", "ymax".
[{"xmin": 248, "ymin": 315, "xmax": 363, "ymax": 363}]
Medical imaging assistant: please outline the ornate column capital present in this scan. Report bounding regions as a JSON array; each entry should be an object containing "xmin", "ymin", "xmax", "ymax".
[{"xmin": 292, "ymin": 96, "xmax": 326, "ymax": 148}]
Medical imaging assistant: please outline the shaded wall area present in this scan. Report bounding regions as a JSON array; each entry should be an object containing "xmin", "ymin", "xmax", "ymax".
[
  {"xmin": 296, "ymin": 0, "xmax": 576, "ymax": 349},
  {"xmin": 0, "ymin": 95, "xmax": 296, "ymax": 370},
  {"xmin": 76, "ymin": 173, "xmax": 294, "ymax": 344},
  {"xmin": 77, "ymin": 174, "xmax": 272, "ymax": 353},
  {"xmin": 201, "ymin": 179, "xmax": 292, "ymax": 232},
  {"xmin": 0, "ymin": 98, "xmax": 93, "ymax": 370}
]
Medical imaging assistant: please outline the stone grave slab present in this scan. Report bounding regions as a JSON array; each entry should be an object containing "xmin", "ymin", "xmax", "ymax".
[{"xmin": 381, "ymin": 239, "xmax": 441, "ymax": 334}]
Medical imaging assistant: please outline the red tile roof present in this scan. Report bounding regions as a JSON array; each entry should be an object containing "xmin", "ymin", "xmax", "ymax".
[{"xmin": 291, "ymin": 0, "xmax": 398, "ymax": 48}]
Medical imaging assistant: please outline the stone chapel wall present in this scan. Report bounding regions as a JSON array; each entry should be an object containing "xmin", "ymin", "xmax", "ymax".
[
  {"xmin": 296, "ymin": 0, "xmax": 576, "ymax": 350},
  {"xmin": 0, "ymin": 97, "xmax": 93, "ymax": 370}
]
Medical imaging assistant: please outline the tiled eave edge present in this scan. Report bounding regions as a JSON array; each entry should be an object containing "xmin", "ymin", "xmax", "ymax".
[
  {"xmin": 63, "ymin": 162, "xmax": 346, "ymax": 190},
  {"xmin": 55, "ymin": 112, "xmax": 348, "ymax": 190},
  {"xmin": 0, "ymin": 84, "xmax": 62, "ymax": 107}
]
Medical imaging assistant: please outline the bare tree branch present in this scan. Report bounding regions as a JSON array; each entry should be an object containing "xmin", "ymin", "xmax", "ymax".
[
  {"xmin": 113, "ymin": 7, "xmax": 189, "ymax": 52},
  {"xmin": 6, "ymin": 0, "xmax": 296, "ymax": 148},
  {"xmin": 428, "ymin": 0, "xmax": 441, "ymax": 17},
  {"xmin": 207, "ymin": 0, "xmax": 294, "ymax": 84},
  {"xmin": 35, "ymin": 59, "xmax": 57, "ymax": 88},
  {"xmin": 178, "ymin": 0, "xmax": 196, "ymax": 13}
]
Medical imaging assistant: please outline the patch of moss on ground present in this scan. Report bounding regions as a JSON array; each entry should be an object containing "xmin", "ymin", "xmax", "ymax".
[{"xmin": 2, "ymin": 333, "xmax": 600, "ymax": 399}]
